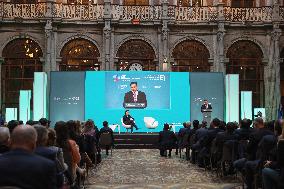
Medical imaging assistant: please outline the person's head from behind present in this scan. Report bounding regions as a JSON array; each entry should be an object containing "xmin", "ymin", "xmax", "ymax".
[
  {"xmin": 54, "ymin": 121, "xmax": 69, "ymax": 148},
  {"xmin": 226, "ymin": 122, "xmax": 236, "ymax": 134},
  {"xmin": 204, "ymin": 99, "xmax": 208, "ymax": 105},
  {"xmin": 193, "ymin": 120, "xmax": 199, "ymax": 129},
  {"xmin": 103, "ymin": 121, "xmax": 108, "ymax": 127},
  {"xmin": 10, "ymin": 125, "xmax": 37, "ymax": 152},
  {"xmin": 186, "ymin": 122, "xmax": 191, "ymax": 128},
  {"xmin": 39, "ymin": 118, "xmax": 50, "ymax": 128},
  {"xmin": 183, "ymin": 122, "xmax": 187, "ymax": 128},
  {"xmin": 83, "ymin": 119, "xmax": 95, "ymax": 133},
  {"xmin": 26, "ymin": 120, "xmax": 34, "ymax": 126},
  {"xmin": 265, "ymin": 120, "xmax": 275, "ymax": 132},
  {"xmin": 219, "ymin": 121, "xmax": 226, "ymax": 130},
  {"xmin": 201, "ymin": 121, "xmax": 207, "ymax": 128},
  {"xmin": 47, "ymin": 128, "xmax": 56, "ymax": 146},
  {"xmin": 240, "ymin": 118, "xmax": 251, "ymax": 129},
  {"xmin": 34, "ymin": 125, "xmax": 48, "ymax": 147},
  {"xmin": 66, "ymin": 120, "xmax": 77, "ymax": 140},
  {"xmin": 125, "ymin": 110, "xmax": 129, "ymax": 116},
  {"xmin": 212, "ymin": 118, "xmax": 220, "ymax": 128},
  {"xmin": 254, "ymin": 117, "xmax": 264, "ymax": 129},
  {"xmin": 130, "ymin": 82, "xmax": 138, "ymax": 93},
  {"xmin": 7, "ymin": 120, "xmax": 19, "ymax": 134},
  {"xmin": 163, "ymin": 123, "xmax": 170, "ymax": 131},
  {"xmin": 0, "ymin": 127, "xmax": 10, "ymax": 146}
]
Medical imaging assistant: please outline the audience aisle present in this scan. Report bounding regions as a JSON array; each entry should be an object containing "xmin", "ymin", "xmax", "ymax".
[{"xmin": 86, "ymin": 149, "xmax": 241, "ymax": 189}]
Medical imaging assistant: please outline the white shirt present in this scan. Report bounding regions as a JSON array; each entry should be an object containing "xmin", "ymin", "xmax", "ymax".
[{"xmin": 133, "ymin": 91, "xmax": 138, "ymax": 102}]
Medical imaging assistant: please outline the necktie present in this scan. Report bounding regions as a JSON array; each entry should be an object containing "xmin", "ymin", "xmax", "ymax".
[{"xmin": 133, "ymin": 92, "xmax": 137, "ymax": 102}]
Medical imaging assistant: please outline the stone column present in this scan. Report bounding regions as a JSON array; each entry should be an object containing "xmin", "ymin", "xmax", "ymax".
[
  {"xmin": 161, "ymin": 0, "xmax": 169, "ymax": 71},
  {"xmin": 103, "ymin": 0, "xmax": 112, "ymax": 70},
  {"xmin": 213, "ymin": 2, "xmax": 225, "ymax": 73},
  {"xmin": 265, "ymin": 25, "xmax": 281, "ymax": 120},
  {"xmin": 44, "ymin": 20, "xmax": 57, "ymax": 73}
]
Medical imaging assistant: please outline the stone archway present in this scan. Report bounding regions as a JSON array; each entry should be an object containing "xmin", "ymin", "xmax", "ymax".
[
  {"xmin": 172, "ymin": 40, "xmax": 210, "ymax": 72},
  {"xmin": 116, "ymin": 39, "xmax": 156, "ymax": 71},
  {"xmin": 2, "ymin": 38, "xmax": 43, "ymax": 110}
]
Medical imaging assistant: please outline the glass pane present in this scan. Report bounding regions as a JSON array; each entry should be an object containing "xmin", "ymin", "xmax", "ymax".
[
  {"xmin": 22, "ymin": 80, "xmax": 33, "ymax": 90},
  {"xmin": 7, "ymin": 79, "xmax": 22, "ymax": 92},
  {"xmin": 9, "ymin": 66, "xmax": 22, "ymax": 78},
  {"xmin": 245, "ymin": 66, "xmax": 257, "ymax": 79},
  {"xmin": 5, "ymin": 91, "xmax": 19, "ymax": 104},
  {"xmin": 23, "ymin": 66, "xmax": 35, "ymax": 78}
]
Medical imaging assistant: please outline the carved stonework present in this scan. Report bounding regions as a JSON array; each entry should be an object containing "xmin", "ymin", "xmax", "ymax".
[
  {"xmin": 103, "ymin": 27, "xmax": 111, "ymax": 39},
  {"xmin": 271, "ymin": 29, "xmax": 281, "ymax": 42},
  {"xmin": 162, "ymin": 27, "xmax": 169, "ymax": 41}
]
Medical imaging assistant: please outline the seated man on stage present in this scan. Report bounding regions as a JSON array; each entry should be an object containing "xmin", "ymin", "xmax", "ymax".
[
  {"xmin": 201, "ymin": 99, "xmax": 212, "ymax": 112},
  {"xmin": 123, "ymin": 110, "xmax": 139, "ymax": 133}
]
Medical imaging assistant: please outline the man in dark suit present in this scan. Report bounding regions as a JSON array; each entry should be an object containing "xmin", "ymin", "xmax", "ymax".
[
  {"xmin": 123, "ymin": 82, "xmax": 147, "ymax": 108},
  {"xmin": 0, "ymin": 125, "xmax": 57, "ymax": 189},
  {"xmin": 123, "ymin": 110, "xmax": 138, "ymax": 133},
  {"xmin": 99, "ymin": 121, "xmax": 114, "ymax": 155},
  {"xmin": 159, "ymin": 123, "xmax": 177, "ymax": 157},
  {"xmin": 201, "ymin": 99, "xmax": 212, "ymax": 112}
]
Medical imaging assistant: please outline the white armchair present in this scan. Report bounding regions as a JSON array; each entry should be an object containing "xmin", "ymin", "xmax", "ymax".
[
  {"xmin": 121, "ymin": 118, "xmax": 132, "ymax": 133},
  {"xmin": 144, "ymin": 117, "xmax": 158, "ymax": 130}
]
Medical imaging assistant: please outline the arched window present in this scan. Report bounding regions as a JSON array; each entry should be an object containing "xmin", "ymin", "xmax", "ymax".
[
  {"xmin": 60, "ymin": 39, "xmax": 100, "ymax": 71},
  {"xmin": 2, "ymin": 38, "xmax": 43, "ymax": 109},
  {"xmin": 226, "ymin": 40, "xmax": 264, "ymax": 107},
  {"xmin": 116, "ymin": 39, "xmax": 156, "ymax": 71},
  {"xmin": 172, "ymin": 40, "xmax": 210, "ymax": 72}
]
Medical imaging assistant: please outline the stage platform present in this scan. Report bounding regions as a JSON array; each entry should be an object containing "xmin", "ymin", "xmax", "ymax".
[{"xmin": 113, "ymin": 133, "xmax": 159, "ymax": 149}]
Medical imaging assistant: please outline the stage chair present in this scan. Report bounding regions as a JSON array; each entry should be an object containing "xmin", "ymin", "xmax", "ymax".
[
  {"xmin": 143, "ymin": 117, "xmax": 158, "ymax": 132},
  {"xmin": 120, "ymin": 118, "xmax": 132, "ymax": 133}
]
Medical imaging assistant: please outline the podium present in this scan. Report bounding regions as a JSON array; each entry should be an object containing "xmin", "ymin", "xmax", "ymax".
[
  {"xmin": 124, "ymin": 103, "xmax": 146, "ymax": 109},
  {"xmin": 202, "ymin": 109, "xmax": 212, "ymax": 125}
]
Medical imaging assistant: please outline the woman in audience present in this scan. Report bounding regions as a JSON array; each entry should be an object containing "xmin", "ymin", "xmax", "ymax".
[
  {"xmin": 55, "ymin": 121, "xmax": 82, "ymax": 188},
  {"xmin": 82, "ymin": 119, "xmax": 99, "ymax": 163}
]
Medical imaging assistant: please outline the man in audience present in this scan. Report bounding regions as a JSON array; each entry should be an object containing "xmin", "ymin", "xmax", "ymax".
[
  {"xmin": 178, "ymin": 122, "xmax": 191, "ymax": 138},
  {"xmin": 159, "ymin": 123, "xmax": 177, "ymax": 157},
  {"xmin": 0, "ymin": 127, "xmax": 10, "ymax": 154},
  {"xmin": 0, "ymin": 125, "xmax": 57, "ymax": 189},
  {"xmin": 191, "ymin": 121, "xmax": 208, "ymax": 163},
  {"xmin": 7, "ymin": 120, "xmax": 19, "ymax": 134},
  {"xmin": 39, "ymin": 118, "xmax": 51, "ymax": 128},
  {"xmin": 234, "ymin": 118, "xmax": 252, "ymax": 140},
  {"xmin": 99, "ymin": 121, "xmax": 114, "ymax": 155},
  {"xmin": 234, "ymin": 118, "xmax": 274, "ymax": 189}
]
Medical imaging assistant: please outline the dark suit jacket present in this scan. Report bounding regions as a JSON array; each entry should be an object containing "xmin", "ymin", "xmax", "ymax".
[
  {"xmin": 99, "ymin": 127, "xmax": 114, "ymax": 143},
  {"xmin": 123, "ymin": 115, "xmax": 135, "ymax": 125},
  {"xmin": 247, "ymin": 128, "xmax": 274, "ymax": 160},
  {"xmin": 0, "ymin": 149, "xmax": 57, "ymax": 189},
  {"xmin": 158, "ymin": 130, "xmax": 177, "ymax": 149},
  {"xmin": 201, "ymin": 104, "xmax": 212, "ymax": 112},
  {"xmin": 34, "ymin": 146, "xmax": 57, "ymax": 161},
  {"xmin": 123, "ymin": 91, "xmax": 147, "ymax": 108}
]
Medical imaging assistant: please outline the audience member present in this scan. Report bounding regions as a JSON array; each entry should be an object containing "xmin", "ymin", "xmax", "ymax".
[
  {"xmin": 99, "ymin": 121, "xmax": 114, "ymax": 155},
  {"xmin": 39, "ymin": 118, "xmax": 51, "ymax": 128},
  {"xmin": 0, "ymin": 125, "xmax": 57, "ymax": 189},
  {"xmin": 7, "ymin": 120, "xmax": 19, "ymax": 133},
  {"xmin": 158, "ymin": 123, "xmax": 177, "ymax": 157},
  {"xmin": 0, "ymin": 127, "xmax": 10, "ymax": 154}
]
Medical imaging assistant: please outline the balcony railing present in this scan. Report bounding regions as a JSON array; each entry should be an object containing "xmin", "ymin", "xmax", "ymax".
[
  {"xmin": 111, "ymin": 5, "xmax": 161, "ymax": 21},
  {"xmin": 168, "ymin": 6, "xmax": 218, "ymax": 22},
  {"xmin": 52, "ymin": 3, "xmax": 104, "ymax": 20},
  {"xmin": 1, "ymin": 2, "xmax": 283, "ymax": 23},
  {"xmin": 2, "ymin": 2, "xmax": 47, "ymax": 19},
  {"xmin": 224, "ymin": 6, "xmax": 273, "ymax": 22}
]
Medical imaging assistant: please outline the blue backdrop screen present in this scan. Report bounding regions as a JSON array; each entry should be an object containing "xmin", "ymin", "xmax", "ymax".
[
  {"xmin": 85, "ymin": 71, "xmax": 190, "ymax": 132},
  {"xmin": 105, "ymin": 72, "xmax": 170, "ymax": 109}
]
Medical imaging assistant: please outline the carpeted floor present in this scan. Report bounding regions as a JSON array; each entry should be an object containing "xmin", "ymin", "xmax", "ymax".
[{"xmin": 85, "ymin": 149, "xmax": 242, "ymax": 189}]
